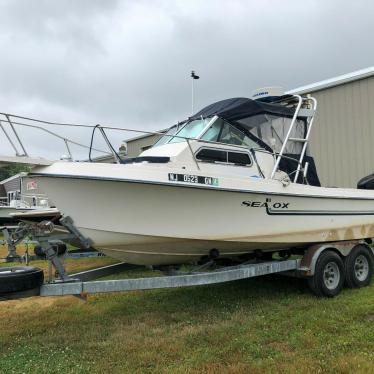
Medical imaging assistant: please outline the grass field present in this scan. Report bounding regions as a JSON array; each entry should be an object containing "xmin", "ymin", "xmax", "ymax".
[{"xmin": 0, "ymin": 252, "xmax": 373, "ymax": 374}]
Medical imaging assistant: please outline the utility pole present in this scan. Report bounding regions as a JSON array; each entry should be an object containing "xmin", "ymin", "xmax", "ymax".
[{"xmin": 191, "ymin": 70, "xmax": 200, "ymax": 115}]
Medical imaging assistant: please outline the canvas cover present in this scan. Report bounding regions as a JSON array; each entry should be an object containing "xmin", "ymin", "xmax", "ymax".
[
  {"xmin": 191, "ymin": 97, "xmax": 306, "ymax": 153},
  {"xmin": 192, "ymin": 97, "xmax": 320, "ymax": 186}
]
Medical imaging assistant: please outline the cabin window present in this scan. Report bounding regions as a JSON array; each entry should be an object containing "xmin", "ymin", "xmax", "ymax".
[
  {"xmin": 227, "ymin": 152, "xmax": 251, "ymax": 165},
  {"xmin": 196, "ymin": 148, "xmax": 227, "ymax": 163},
  {"xmin": 196, "ymin": 148, "xmax": 252, "ymax": 166},
  {"xmin": 201, "ymin": 119, "xmax": 258, "ymax": 149},
  {"xmin": 219, "ymin": 122, "xmax": 256, "ymax": 148}
]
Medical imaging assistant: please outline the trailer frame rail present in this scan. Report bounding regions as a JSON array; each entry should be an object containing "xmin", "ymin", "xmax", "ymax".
[{"xmin": 40, "ymin": 259, "xmax": 300, "ymax": 297}]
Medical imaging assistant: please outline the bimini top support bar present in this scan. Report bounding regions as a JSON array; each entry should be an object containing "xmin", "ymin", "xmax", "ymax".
[
  {"xmin": 3, "ymin": 114, "xmax": 29, "ymax": 156},
  {"xmin": 270, "ymin": 95, "xmax": 303, "ymax": 179},
  {"xmin": 293, "ymin": 96, "xmax": 317, "ymax": 183},
  {"xmin": 0, "ymin": 120, "xmax": 21, "ymax": 156},
  {"xmin": 97, "ymin": 126, "xmax": 122, "ymax": 164}
]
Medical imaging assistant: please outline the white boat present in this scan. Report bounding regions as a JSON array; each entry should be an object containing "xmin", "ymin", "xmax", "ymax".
[
  {"xmin": 0, "ymin": 203, "xmax": 57, "ymax": 226},
  {"xmin": 23, "ymin": 93, "xmax": 374, "ymax": 266},
  {"xmin": 0, "ymin": 174, "xmax": 53, "ymax": 225},
  {"xmin": 0, "ymin": 204, "xmax": 32, "ymax": 225},
  {"xmin": 10, "ymin": 207, "xmax": 61, "ymax": 223}
]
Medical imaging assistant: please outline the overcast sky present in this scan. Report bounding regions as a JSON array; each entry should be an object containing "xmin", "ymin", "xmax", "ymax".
[{"xmin": 0, "ymin": 0, "xmax": 373, "ymax": 158}]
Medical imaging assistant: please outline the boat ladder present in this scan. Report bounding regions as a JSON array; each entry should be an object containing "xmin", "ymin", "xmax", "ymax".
[{"xmin": 270, "ymin": 95, "xmax": 317, "ymax": 183}]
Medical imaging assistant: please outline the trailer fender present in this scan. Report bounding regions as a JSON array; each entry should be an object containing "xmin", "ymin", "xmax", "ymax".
[{"xmin": 299, "ymin": 241, "xmax": 370, "ymax": 276}]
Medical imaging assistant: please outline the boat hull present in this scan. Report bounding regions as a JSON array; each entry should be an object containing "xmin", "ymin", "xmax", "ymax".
[
  {"xmin": 31, "ymin": 173, "xmax": 374, "ymax": 265},
  {"xmin": 0, "ymin": 206, "xmax": 33, "ymax": 225},
  {"xmin": 76, "ymin": 228, "xmax": 301, "ymax": 265}
]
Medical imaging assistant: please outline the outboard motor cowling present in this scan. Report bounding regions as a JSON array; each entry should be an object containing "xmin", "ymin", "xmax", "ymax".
[{"xmin": 357, "ymin": 174, "xmax": 374, "ymax": 189}]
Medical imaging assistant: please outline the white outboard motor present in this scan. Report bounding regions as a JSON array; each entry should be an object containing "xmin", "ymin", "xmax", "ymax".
[{"xmin": 251, "ymin": 86, "xmax": 285, "ymax": 101}]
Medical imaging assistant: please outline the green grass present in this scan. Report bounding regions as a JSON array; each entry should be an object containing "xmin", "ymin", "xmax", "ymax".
[{"xmin": 0, "ymin": 257, "xmax": 373, "ymax": 373}]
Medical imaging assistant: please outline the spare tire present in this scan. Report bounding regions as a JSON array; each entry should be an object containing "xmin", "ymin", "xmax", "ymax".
[{"xmin": 0, "ymin": 266, "xmax": 44, "ymax": 294}]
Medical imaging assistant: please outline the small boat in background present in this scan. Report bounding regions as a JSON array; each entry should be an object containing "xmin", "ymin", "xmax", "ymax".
[{"xmin": 0, "ymin": 173, "xmax": 52, "ymax": 225}]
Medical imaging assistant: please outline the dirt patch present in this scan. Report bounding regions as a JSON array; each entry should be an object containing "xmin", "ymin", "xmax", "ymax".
[
  {"xmin": 365, "ymin": 313, "xmax": 374, "ymax": 321},
  {"xmin": 0, "ymin": 295, "xmax": 66, "ymax": 311}
]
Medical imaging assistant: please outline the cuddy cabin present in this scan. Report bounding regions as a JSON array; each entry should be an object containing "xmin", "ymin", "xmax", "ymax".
[{"xmin": 124, "ymin": 95, "xmax": 321, "ymax": 187}]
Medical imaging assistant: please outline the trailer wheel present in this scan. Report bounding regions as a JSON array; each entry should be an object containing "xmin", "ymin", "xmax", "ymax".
[
  {"xmin": 0, "ymin": 266, "xmax": 44, "ymax": 294},
  {"xmin": 308, "ymin": 250, "xmax": 345, "ymax": 297},
  {"xmin": 344, "ymin": 245, "xmax": 373, "ymax": 288}
]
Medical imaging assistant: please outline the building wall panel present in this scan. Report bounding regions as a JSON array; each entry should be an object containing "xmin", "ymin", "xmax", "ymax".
[
  {"xmin": 2, "ymin": 177, "xmax": 20, "ymax": 194},
  {"xmin": 308, "ymin": 75, "xmax": 374, "ymax": 188},
  {"xmin": 126, "ymin": 134, "xmax": 161, "ymax": 157}
]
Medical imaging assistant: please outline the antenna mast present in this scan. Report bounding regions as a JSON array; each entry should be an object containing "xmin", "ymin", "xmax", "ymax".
[{"xmin": 191, "ymin": 70, "xmax": 200, "ymax": 115}]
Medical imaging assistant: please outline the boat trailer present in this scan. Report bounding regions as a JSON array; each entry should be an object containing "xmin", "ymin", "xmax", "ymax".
[{"xmin": 0, "ymin": 217, "xmax": 373, "ymax": 299}]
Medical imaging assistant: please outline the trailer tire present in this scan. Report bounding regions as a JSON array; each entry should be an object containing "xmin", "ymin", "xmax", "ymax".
[
  {"xmin": 0, "ymin": 266, "xmax": 44, "ymax": 294},
  {"xmin": 308, "ymin": 250, "xmax": 345, "ymax": 297},
  {"xmin": 344, "ymin": 245, "xmax": 373, "ymax": 288}
]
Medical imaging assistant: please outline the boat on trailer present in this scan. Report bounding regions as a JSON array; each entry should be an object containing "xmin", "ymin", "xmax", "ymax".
[
  {"xmin": 19, "ymin": 92, "xmax": 374, "ymax": 266},
  {"xmin": 0, "ymin": 174, "xmax": 53, "ymax": 226}
]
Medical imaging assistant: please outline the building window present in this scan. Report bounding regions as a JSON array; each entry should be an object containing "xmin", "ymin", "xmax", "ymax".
[{"xmin": 141, "ymin": 145, "xmax": 153, "ymax": 152}]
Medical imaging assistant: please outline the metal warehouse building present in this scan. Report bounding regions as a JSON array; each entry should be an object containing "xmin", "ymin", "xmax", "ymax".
[
  {"xmin": 125, "ymin": 133, "xmax": 162, "ymax": 158},
  {"xmin": 287, "ymin": 66, "xmax": 374, "ymax": 188},
  {"xmin": 122, "ymin": 66, "xmax": 374, "ymax": 188}
]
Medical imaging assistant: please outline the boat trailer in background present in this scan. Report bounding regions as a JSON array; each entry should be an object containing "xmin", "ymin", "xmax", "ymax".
[
  {"xmin": 1, "ymin": 216, "xmax": 93, "ymax": 280},
  {"xmin": 0, "ymin": 216, "xmax": 373, "ymax": 300}
]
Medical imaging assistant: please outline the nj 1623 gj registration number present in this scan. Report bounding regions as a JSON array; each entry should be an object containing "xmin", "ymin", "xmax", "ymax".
[{"xmin": 168, "ymin": 173, "xmax": 219, "ymax": 186}]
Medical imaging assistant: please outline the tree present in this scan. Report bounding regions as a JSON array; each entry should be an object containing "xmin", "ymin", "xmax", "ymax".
[{"xmin": 0, "ymin": 164, "xmax": 31, "ymax": 181}]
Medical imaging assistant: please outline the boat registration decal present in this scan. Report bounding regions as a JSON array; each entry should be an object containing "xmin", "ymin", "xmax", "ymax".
[{"xmin": 168, "ymin": 173, "xmax": 219, "ymax": 186}]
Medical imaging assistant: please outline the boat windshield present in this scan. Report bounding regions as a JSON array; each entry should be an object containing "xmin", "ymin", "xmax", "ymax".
[
  {"xmin": 169, "ymin": 119, "xmax": 210, "ymax": 143},
  {"xmin": 153, "ymin": 124, "xmax": 181, "ymax": 147},
  {"xmin": 153, "ymin": 117, "xmax": 261, "ymax": 149},
  {"xmin": 154, "ymin": 119, "xmax": 210, "ymax": 146}
]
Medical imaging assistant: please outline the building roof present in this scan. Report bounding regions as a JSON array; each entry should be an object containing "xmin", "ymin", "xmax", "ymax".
[
  {"xmin": 124, "ymin": 132, "xmax": 158, "ymax": 142},
  {"xmin": 286, "ymin": 66, "xmax": 374, "ymax": 95},
  {"xmin": 84, "ymin": 150, "xmax": 128, "ymax": 163},
  {"xmin": 0, "ymin": 173, "xmax": 23, "ymax": 185},
  {"xmin": 123, "ymin": 129, "xmax": 166, "ymax": 143}
]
